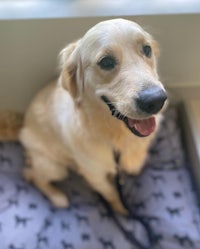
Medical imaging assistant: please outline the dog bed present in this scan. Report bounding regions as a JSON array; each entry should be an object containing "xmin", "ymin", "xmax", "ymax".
[{"xmin": 0, "ymin": 107, "xmax": 200, "ymax": 249}]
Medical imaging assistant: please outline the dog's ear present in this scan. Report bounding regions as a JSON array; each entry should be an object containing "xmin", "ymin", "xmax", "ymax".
[{"xmin": 59, "ymin": 40, "xmax": 84, "ymax": 102}]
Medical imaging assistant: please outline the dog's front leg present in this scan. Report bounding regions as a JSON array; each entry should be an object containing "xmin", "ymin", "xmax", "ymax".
[
  {"xmin": 116, "ymin": 136, "xmax": 153, "ymax": 175},
  {"xmin": 78, "ymin": 166, "xmax": 127, "ymax": 215}
]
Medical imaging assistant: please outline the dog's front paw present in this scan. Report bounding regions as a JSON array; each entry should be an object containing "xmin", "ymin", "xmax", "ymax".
[
  {"xmin": 50, "ymin": 193, "xmax": 69, "ymax": 208},
  {"xmin": 112, "ymin": 200, "xmax": 128, "ymax": 216}
]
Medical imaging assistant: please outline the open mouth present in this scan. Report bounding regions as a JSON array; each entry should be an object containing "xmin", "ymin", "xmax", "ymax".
[{"xmin": 101, "ymin": 96, "xmax": 156, "ymax": 137}]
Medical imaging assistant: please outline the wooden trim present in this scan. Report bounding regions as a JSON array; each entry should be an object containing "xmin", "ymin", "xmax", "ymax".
[{"xmin": 181, "ymin": 100, "xmax": 200, "ymax": 192}]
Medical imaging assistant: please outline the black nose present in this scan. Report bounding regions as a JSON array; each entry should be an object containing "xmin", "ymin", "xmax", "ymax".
[{"xmin": 136, "ymin": 87, "xmax": 167, "ymax": 114}]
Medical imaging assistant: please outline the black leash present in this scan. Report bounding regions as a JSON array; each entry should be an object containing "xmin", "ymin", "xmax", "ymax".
[
  {"xmin": 116, "ymin": 172, "xmax": 156, "ymax": 249},
  {"xmin": 101, "ymin": 169, "xmax": 158, "ymax": 249}
]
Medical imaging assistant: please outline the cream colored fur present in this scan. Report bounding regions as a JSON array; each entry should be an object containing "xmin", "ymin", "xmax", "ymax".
[{"xmin": 2, "ymin": 19, "xmax": 166, "ymax": 214}]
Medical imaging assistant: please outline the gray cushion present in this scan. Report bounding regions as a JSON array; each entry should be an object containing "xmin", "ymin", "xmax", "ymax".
[{"xmin": 0, "ymin": 107, "xmax": 200, "ymax": 249}]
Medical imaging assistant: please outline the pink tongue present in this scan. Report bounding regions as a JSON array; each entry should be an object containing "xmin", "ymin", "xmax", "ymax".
[{"xmin": 127, "ymin": 117, "xmax": 156, "ymax": 136}]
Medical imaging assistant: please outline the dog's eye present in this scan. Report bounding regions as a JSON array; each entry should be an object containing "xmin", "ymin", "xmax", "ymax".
[
  {"xmin": 97, "ymin": 56, "xmax": 117, "ymax": 70},
  {"xmin": 142, "ymin": 45, "xmax": 152, "ymax": 58}
]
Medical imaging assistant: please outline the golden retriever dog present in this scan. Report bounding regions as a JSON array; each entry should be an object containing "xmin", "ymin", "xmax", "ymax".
[{"xmin": 1, "ymin": 19, "xmax": 167, "ymax": 214}]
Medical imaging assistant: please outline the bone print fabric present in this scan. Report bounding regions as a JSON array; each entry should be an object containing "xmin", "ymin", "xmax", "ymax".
[{"xmin": 0, "ymin": 107, "xmax": 200, "ymax": 249}]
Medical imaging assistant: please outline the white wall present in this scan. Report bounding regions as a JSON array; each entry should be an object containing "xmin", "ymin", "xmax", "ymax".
[{"xmin": 1, "ymin": 14, "xmax": 200, "ymax": 111}]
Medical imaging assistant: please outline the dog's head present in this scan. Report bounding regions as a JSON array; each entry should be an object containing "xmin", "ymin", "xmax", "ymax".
[{"xmin": 60, "ymin": 18, "xmax": 167, "ymax": 137}]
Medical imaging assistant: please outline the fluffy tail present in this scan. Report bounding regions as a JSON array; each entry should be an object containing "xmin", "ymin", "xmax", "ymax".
[{"xmin": 0, "ymin": 111, "xmax": 23, "ymax": 141}]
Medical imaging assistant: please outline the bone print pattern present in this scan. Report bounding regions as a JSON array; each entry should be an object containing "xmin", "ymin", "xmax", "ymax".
[{"xmin": 0, "ymin": 108, "xmax": 200, "ymax": 249}]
